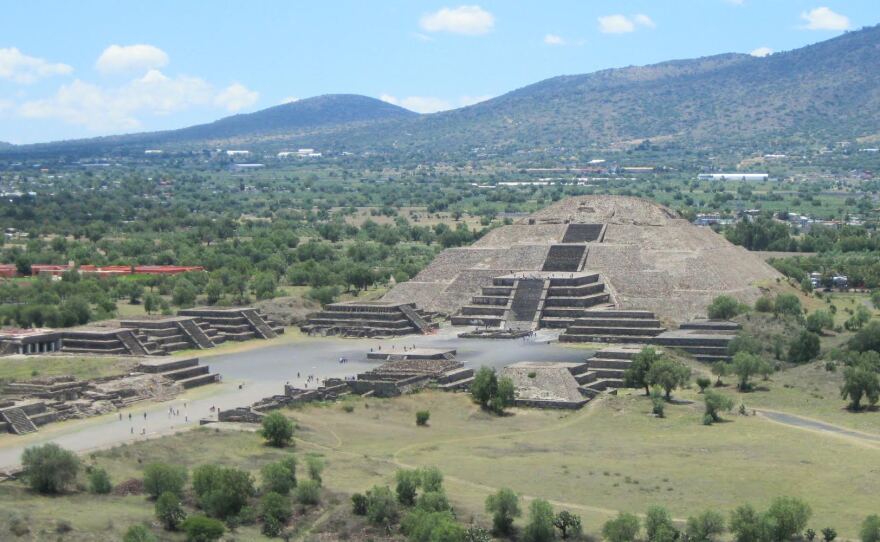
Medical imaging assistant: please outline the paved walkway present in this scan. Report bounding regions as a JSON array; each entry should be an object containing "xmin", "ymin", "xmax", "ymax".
[
  {"xmin": 756, "ymin": 409, "xmax": 880, "ymax": 447},
  {"xmin": 0, "ymin": 327, "xmax": 585, "ymax": 470}
]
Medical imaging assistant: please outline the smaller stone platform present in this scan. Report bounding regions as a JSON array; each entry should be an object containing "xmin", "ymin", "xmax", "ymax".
[
  {"xmin": 501, "ymin": 361, "xmax": 590, "ymax": 409},
  {"xmin": 302, "ymin": 301, "xmax": 437, "ymax": 338}
]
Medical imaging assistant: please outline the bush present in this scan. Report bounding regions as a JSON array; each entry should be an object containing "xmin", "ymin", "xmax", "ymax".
[
  {"xmin": 603, "ymin": 512, "xmax": 641, "ymax": 542},
  {"xmin": 181, "ymin": 515, "xmax": 225, "ymax": 542},
  {"xmin": 396, "ymin": 468, "xmax": 421, "ymax": 505},
  {"xmin": 156, "ymin": 491, "xmax": 186, "ymax": 531},
  {"xmin": 260, "ymin": 492, "xmax": 292, "ymax": 537},
  {"xmin": 707, "ymin": 295, "xmax": 745, "ymax": 319},
  {"xmin": 417, "ymin": 490, "xmax": 451, "ymax": 513},
  {"xmin": 788, "ymin": 330, "xmax": 821, "ymax": 364},
  {"xmin": 88, "ymin": 466, "xmax": 112, "ymax": 494},
  {"xmin": 522, "ymin": 499, "xmax": 556, "ymax": 542},
  {"xmin": 485, "ymin": 488, "xmax": 521, "ymax": 536},
  {"xmin": 766, "ymin": 496, "xmax": 811, "ymax": 541},
  {"xmin": 261, "ymin": 412, "xmax": 294, "ymax": 448},
  {"xmin": 192, "ymin": 464, "xmax": 255, "ymax": 520},
  {"xmin": 470, "ymin": 367, "xmax": 515, "ymax": 414},
  {"xmin": 419, "ymin": 466, "xmax": 444, "ymax": 493},
  {"xmin": 731, "ymin": 352, "xmax": 772, "ymax": 391},
  {"xmin": 650, "ymin": 386, "xmax": 665, "ymax": 417},
  {"xmin": 143, "ymin": 462, "xmax": 188, "ymax": 499},
  {"xmin": 647, "ymin": 358, "xmax": 691, "ymax": 400},
  {"xmin": 366, "ymin": 485, "xmax": 399, "ymax": 526},
  {"xmin": 849, "ymin": 321, "xmax": 880, "ymax": 353},
  {"xmin": 21, "ymin": 443, "xmax": 80, "ymax": 494},
  {"xmin": 696, "ymin": 377, "xmax": 712, "ymax": 392},
  {"xmin": 122, "ymin": 524, "xmax": 156, "ymax": 542},
  {"xmin": 703, "ymin": 390, "xmax": 734, "ymax": 424},
  {"xmin": 646, "ymin": 506, "xmax": 678, "ymax": 542},
  {"xmin": 295, "ymin": 479, "xmax": 321, "ymax": 505},
  {"xmin": 729, "ymin": 504, "xmax": 770, "ymax": 542},
  {"xmin": 754, "ymin": 296, "xmax": 774, "ymax": 312},
  {"xmin": 352, "ymin": 492, "xmax": 368, "ymax": 515},
  {"xmin": 806, "ymin": 310, "xmax": 834, "ymax": 333},
  {"xmin": 261, "ymin": 459, "xmax": 296, "ymax": 495},
  {"xmin": 774, "ymin": 293, "xmax": 803, "ymax": 320},
  {"xmin": 416, "ymin": 410, "xmax": 430, "ymax": 426},
  {"xmin": 401, "ymin": 509, "xmax": 465, "ymax": 542}
]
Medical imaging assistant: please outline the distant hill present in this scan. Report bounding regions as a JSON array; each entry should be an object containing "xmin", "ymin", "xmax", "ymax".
[
  {"xmin": 5, "ymin": 25, "xmax": 880, "ymax": 157},
  {"xmin": 0, "ymin": 141, "xmax": 13, "ymax": 149}
]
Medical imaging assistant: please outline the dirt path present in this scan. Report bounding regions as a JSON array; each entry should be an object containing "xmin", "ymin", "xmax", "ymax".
[{"xmin": 755, "ymin": 408, "xmax": 880, "ymax": 449}]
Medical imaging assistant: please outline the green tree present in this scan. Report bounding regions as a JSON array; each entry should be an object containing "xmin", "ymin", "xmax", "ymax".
[
  {"xmin": 88, "ymin": 466, "xmax": 113, "ymax": 494},
  {"xmin": 602, "ymin": 512, "xmax": 641, "ymax": 542},
  {"xmin": 261, "ymin": 460, "xmax": 296, "ymax": 495},
  {"xmin": 554, "ymin": 510, "xmax": 583, "ymax": 540},
  {"xmin": 730, "ymin": 352, "xmax": 772, "ymax": 391},
  {"xmin": 143, "ymin": 462, "xmax": 188, "ymax": 499},
  {"xmin": 306, "ymin": 454, "xmax": 324, "ymax": 485},
  {"xmin": 806, "ymin": 310, "xmax": 834, "ymax": 334},
  {"xmin": 841, "ymin": 364, "xmax": 880, "ymax": 411},
  {"xmin": 861, "ymin": 515, "xmax": 880, "ymax": 542},
  {"xmin": 21, "ymin": 443, "xmax": 80, "ymax": 494},
  {"xmin": 729, "ymin": 504, "xmax": 770, "ymax": 542},
  {"xmin": 143, "ymin": 293, "xmax": 160, "ymax": 315},
  {"xmin": 416, "ymin": 410, "xmax": 430, "ymax": 426},
  {"xmin": 261, "ymin": 411, "xmax": 294, "ymax": 447},
  {"xmin": 788, "ymin": 331, "xmax": 821, "ymax": 364},
  {"xmin": 647, "ymin": 358, "xmax": 691, "ymax": 399},
  {"xmin": 253, "ymin": 272, "xmax": 277, "ymax": 300},
  {"xmin": 156, "ymin": 491, "xmax": 186, "ymax": 531},
  {"xmin": 295, "ymin": 479, "xmax": 321, "ymax": 505},
  {"xmin": 485, "ymin": 488, "xmax": 521, "ymax": 536},
  {"xmin": 686, "ymin": 510, "xmax": 725, "ymax": 542},
  {"xmin": 396, "ymin": 468, "xmax": 421, "ymax": 506},
  {"xmin": 774, "ymin": 294, "xmax": 803, "ymax": 320},
  {"xmin": 624, "ymin": 347, "xmax": 662, "ymax": 395},
  {"xmin": 471, "ymin": 366, "xmax": 498, "ymax": 408},
  {"xmin": 123, "ymin": 525, "xmax": 157, "ymax": 542},
  {"xmin": 401, "ymin": 509, "xmax": 465, "ymax": 542},
  {"xmin": 181, "ymin": 515, "xmax": 225, "ymax": 542},
  {"xmin": 523, "ymin": 499, "xmax": 556, "ymax": 542},
  {"xmin": 766, "ymin": 497, "xmax": 811, "ymax": 542},
  {"xmin": 703, "ymin": 390, "xmax": 734, "ymax": 424},
  {"xmin": 352, "ymin": 493, "xmax": 368, "ymax": 515},
  {"xmin": 645, "ymin": 506, "xmax": 679, "ymax": 542},
  {"xmin": 849, "ymin": 321, "xmax": 880, "ymax": 353},
  {"xmin": 192, "ymin": 465, "xmax": 255, "ymax": 520}
]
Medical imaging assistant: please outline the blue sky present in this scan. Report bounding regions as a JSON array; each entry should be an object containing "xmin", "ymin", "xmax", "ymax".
[{"xmin": 0, "ymin": 1, "xmax": 876, "ymax": 144}]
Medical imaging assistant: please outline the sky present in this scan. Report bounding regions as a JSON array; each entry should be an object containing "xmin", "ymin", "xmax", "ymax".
[{"xmin": 0, "ymin": 1, "xmax": 877, "ymax": 144}]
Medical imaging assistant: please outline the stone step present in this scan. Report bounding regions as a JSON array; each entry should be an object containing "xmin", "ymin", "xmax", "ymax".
[
  {"xmin": 560, "ymin": 334, "xmax": 656, "ymax": 344},
  {"xmin": 61, "ymin": 346, "xmax": 128, "ymax": 355},
  {"xmin": 570, "ymin": 317, "xmax": 664, "ymax": 328},
  {"xmin": 161, "ymin": 341, "xmax": 192, "ymax": 352},
  {"xmin": 588, "ymin": 357, "xmax": 633, "ymax": 370},
  {"xmin": 178, "ymin": 373, "xmax": 220, "ymax": 389},
  {"xmin": 471, "ymin": 295, "xmax": 510, "ymax": 306},
  {"xmin": 575, "ymin": 372, "xmax": 597, "ymax": 385},
  {"xmin": 653, "ymin": 336, "xmax": 732, "ymax": 347},
  {"xmin": 137, "ymin": 357, "xmax": 199, "ymax": 373},
  {"xmin": 450, "ymin": 315, "xmax": 504, "ymax": 327},
  {"xmin": 565, "ymin": 326, "xmax": 666, "ymax": 337},
  {"xmin": 542, "ymin": 292, "xmax": 610, "ymax": 307},
  {"xmin": 576, "ymin": 310, "xmax": 657, "ymax": 319},
  {"xmin": 438, "ymin": 376, "xmax": 474, "ymax": 391},
  {"xmin": 460, "ymin": 305, "xmax": 507, "ymax": 316},
  {"xmin": 0, "ymin": 407, "xmax": 38, "ymax": 434},
  {"xmin": 694, "ymin": 354, "xmax": 732, "ymax": 363},
  {"xmin": 162, "ymin": 365, "xmax": 210, "ymax": 381},
  {"xmin": 679, "ymin": 320, "xmax": 741, "ymax": 332},
  {"xmin": 547, "ymin": 282, "xmax": 605, "ymax": 297}
]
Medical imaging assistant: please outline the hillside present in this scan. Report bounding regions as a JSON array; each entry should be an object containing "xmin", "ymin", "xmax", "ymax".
[{"xmin": 4, "ymin": 24, "xmax": 880, "ymax": 157}]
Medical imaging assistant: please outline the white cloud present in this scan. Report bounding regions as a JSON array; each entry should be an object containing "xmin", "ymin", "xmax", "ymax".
[
  {"xmin": 750, "ymin": 46, "xmax": 773, "ymax": 57},
  {"xmin": 380, "ymin": 93, "xmax": 492, "ymax": 113},
  {"xmin": 280, "ymin": 96, "xmax": 299, "ymax": 104},
  {"xmin": 544, "ymin": 34, "xmax": 565, "ymax": 46},
  {"xmin": 0, "ymin": 47, "xmax": 73, "ymax": 84},
  {"xmin": 800, "ymin": 7, "xmax": 850, "ymax": 30},
  {"xmin": 96, "ymin": 44, "xmax": 169, "ymax": 74},
  {"xmin": 725, "ymin": 0, "xmax": 745, "ymax": 5},
  {"xmin": 18, "ymin": 70, "xmax": 258, "ymax": 131},
  {"xmin": 598, "ymin": 14, "xmax": 655, "ymax": 34},
  {"xmin": 214, "ymin": 83, "xmax": 259, "ymax": 112},
  {"xmin": 420, "ymin": 5, "xmax": 494, "ymax": 35}
]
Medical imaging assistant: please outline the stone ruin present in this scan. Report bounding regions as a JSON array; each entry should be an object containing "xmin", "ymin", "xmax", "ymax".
[
  {"xmin": 301, "ymin": 301, "xmax": 438, "ymax": 338},
  {"xmin": 0, "ymin": 307, "xmax": 283, "ymax": 357},
  {"xmin": 0, "ymin": 358, "xmax": 218, "ymax": 435}
]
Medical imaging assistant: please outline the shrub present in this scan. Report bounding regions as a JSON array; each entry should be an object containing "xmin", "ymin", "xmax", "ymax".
[
  {"xmin": 731, "ymin": 352, "xmax": 772, "ymax": 391},
  {"xmin": 696, "ymin": 377, "xmax": 712, "ymax": 392},
  {"xmin": 754, "ymin": 296, "xmax": 774, "ymax": 312},
  {"xmin": 88, "ymin": 466, "xmax": 112, "ymax": 494},
  {"xmin": 192, "ymin": 464, "xmax": 255, "ymax": 520},
  {"xmin": 728, "ymin": 333, "xmax": 762, "ymax": 356},
  {"xmin": 351, "ymin": 492, "xmax": 368, "ymax": 515},
  {"xmin": 416, "ymin": 410, "xmax": 430, "ymax": 426},
  {"xmin": 156, "ymin": 491, "xmax": 186, "ymax": 531},
  {"xmin": 523, "ymin": 499, "xmax": 556, "ymax": 542},
  {"xmin": 143, "ymin": 462, "xmax": 187, "ymax": 499},
  {"xmin": 703, "ymin": 390, "xmax": 734, "ymax": 424},
  {"xmin": 647, "ymin": 358, "xmax": 691, "ymax": 399},
  {"xmin": 470, "ymin": 367, "xmax": 514, "ymax": 414},
  {"xmin": 261, "ymin": 459, "xmax": 296, "ymax": 495},
  {"xmin": 849, "ymin": 321, "xmax": 880, "ymax": 353},
  {"xmin": 686, "ymin": 510, "xmax": 725, "ymax": 542},
  {"xmin": 396, "ymin": 468, "xmax": 421, "ymax": 506},
  {"xmin": 342, "ymin": 403, "xmax": 354, "ymax": 413},
  {"xmin": 261, "ymin": 412, "xmax": 294, "ymax": 448},
  {"xmin": 602, "ymin": 512, "xmax": 641, "ymax": 542},
  {"xmin": 822, "ymin": 527, "xmax": 837, "ymax": 542},
  {"xmin": 21, "ymin": 443, "xmax": 80, "ymax": 494},
  {"xmin": 485, "ymin": 488, "xmax": 521, "ymax": 536},
  {"xmin": 295, "ymin": 479, "xmax": 321, "ymax": 505},
  {"xmin": 774, "ymin": 293, "xmax": 803, "ymax": 320},
  {"xmin": 788, "ymin": 330, "xmax": 821, "ymax": 364},
  {"xmin": 465, "ymin": 525, "xmax": 492, "ymax": 542},
  {"xmin": 260, "ymin": 492, "xmax": 291, "ymax": 537},
  {"xmin": 729, "ymin": 504, "xmax": 771, "ymax": 542},
  {"xmin": 366, "ymin": 485, "xmax": 399, "ymax": 526},
  {"xmin": 708, "ymin": 295, "xmax": 745, "ymax": 319},
  {"xmin": 646, "ymin": 506, "xmax": 678, "ymax": 542},
  {"xmin": 841, "ymin": 363, "xmax": 880, "ymax": 411},
  {"xmin": 122, "ymin": 524, "xmax": 156, "ymax": 542},
  {"xmin": 624, "ymin": 347, "xmax": 662, "ymax": 394},
  {"xmin": 806, "ymin": 310, "xmax": 834, "ymax": 333},
  {"xmin": 419, "ymin": 466, "xmax": 444, "ymax": 493},
  {"xmin": 401, "ymin": 509, "xmax": 465, "ymax": 542},
  {"xmin": 181, "ymin": 515, "xmax": 225, "ymax": 542},
  {"xmin": 417, "ymin": 490, "xmax": 451, "ymax": 513},
  {"xmin": 650, "ymin": 386, "xmax": 665, "ymax": 417},
  {"xmin": 766, "ymin": 496, "xmax": 811, "ymax": 542}
]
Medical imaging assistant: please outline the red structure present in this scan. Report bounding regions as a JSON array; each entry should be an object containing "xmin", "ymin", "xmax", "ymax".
[
  {"xmin": 0, "ymin": 264, "xmax": 205, "ymax": 278},
  {"xmin": 0, "ymin": 264, "xmax": 16, "ymax": 278}
]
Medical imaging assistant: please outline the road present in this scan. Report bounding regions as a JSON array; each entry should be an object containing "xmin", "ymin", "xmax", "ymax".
[{"xmin": 0, "ymin": 327, "xmax": 587, "ymax": 470}]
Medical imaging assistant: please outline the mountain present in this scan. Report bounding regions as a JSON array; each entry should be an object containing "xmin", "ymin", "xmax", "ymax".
[
  {"xmin": 5, "ymin": 25, "xmax": 880, "ymax": 158},
  {"xmin": 5, "ymin": 94, "xmax": 415, "ymax": 156},
  {"xmin": 0, "ymin": 141, "xmax": 13, "ymax": 149}
]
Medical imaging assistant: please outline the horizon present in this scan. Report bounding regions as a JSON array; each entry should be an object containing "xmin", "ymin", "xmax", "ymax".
[{"xmin": 1, "ymin": 0, "xmax": 878, "ymax": 144}]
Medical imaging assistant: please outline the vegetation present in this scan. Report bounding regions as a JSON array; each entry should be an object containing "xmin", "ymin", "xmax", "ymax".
[
  {"xmin": 21, "ymin": 443, "xmax": 80, "ymax": 494},
  {"xmin": 470, "ymin": 366, "xmax": 515, "ymax": 414},
  {"xmin": 261, "ymin": 411, "xmax": 295, "ymax": 447}
]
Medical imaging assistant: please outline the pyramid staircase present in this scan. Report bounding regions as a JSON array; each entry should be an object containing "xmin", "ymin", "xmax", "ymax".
[
  {"xmin": 0, "ymin": 407, "xmax": 38, "ymax": 435},
  {"xmin": 559, "ymin": 310, "xmax": 666, "ymax": 344},
  {"xmin": 651, "ymin": 320, "xmax": 739, "ymax": 363},
  {"xmin": 577, "ymin": 347, "xmax": 644, "ymax": 398},
  {"xmin": 241, "ymin": 309, "xmax": 277, "ymax": 339}
]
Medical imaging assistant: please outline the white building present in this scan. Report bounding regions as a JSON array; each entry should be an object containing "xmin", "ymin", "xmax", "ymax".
[
  {"xmin": 226, "ymin": 150, "xmax": 250, "ymax": 156},
  {"xmin": 698, "ymin": 173, "xmax": 769, "ymax": 182}
]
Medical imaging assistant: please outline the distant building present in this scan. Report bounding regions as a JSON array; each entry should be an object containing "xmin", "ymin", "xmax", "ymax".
[
  {"xmin": 231, "ymin": 163, "xmax": 264, "ymax": 170},
  {"xmin": 144, "ymin": 149, "xmax": 163, "ymax": 155},
  {"xmin": 698, "ymin": 173, "xmax": 769, "ymax": 182},
  {"xmin": 226, "ymin": 150, "xmax": 250, "ymax": 156}
]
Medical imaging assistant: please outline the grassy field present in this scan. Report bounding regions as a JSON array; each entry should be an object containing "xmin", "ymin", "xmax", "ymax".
[
  {"xmin": 4, "ymin": 385, "xmax": 876, "ymax": 540},
  {"xmin": 0, "ymin": 355, "xmax": 136, "ymax": 383}
]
